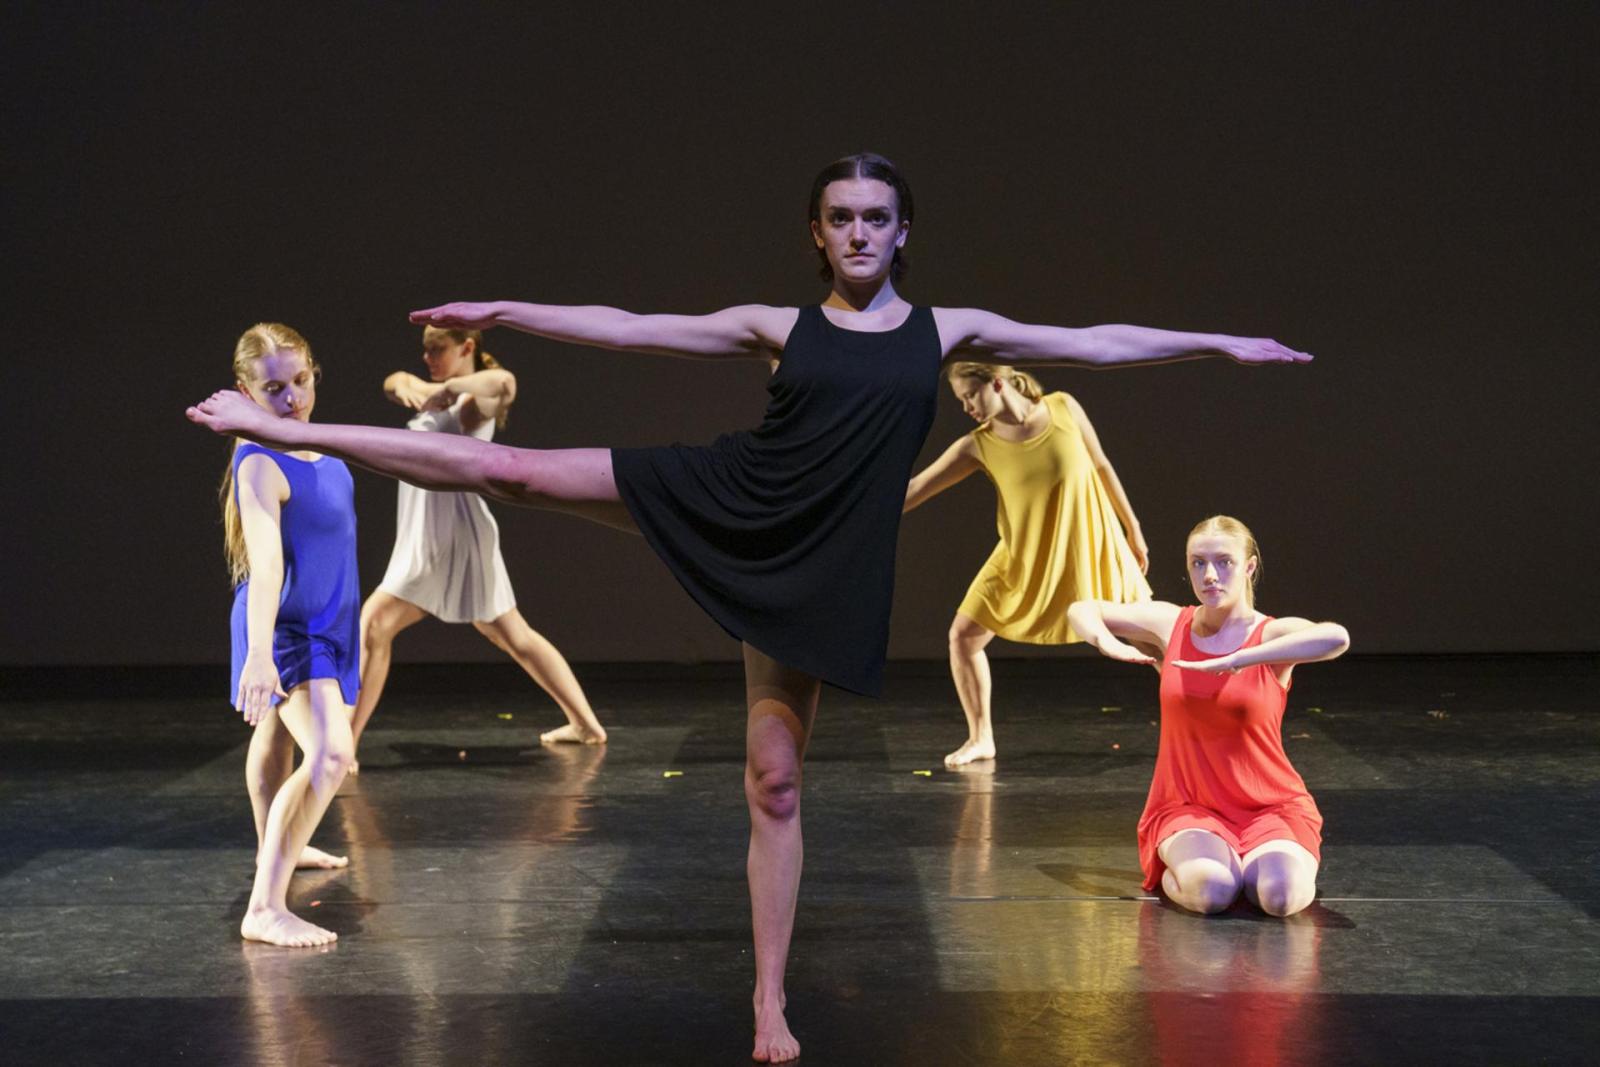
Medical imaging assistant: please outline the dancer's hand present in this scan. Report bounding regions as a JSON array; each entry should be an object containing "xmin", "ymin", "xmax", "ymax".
[
  {"xmin": 1095, "ymin": 636, "xmax": 1157, "ymax": 667},
  {"xmin": 1131, "ymin": 528, "xmax": 1150, "ymax": 574},
  {"xmin": 391, "ymin": 375, "xmax": 444, "ymax": 411},
  {"xmin": 186, "ymin": 390, "xmax": 277, "ymax": 440},
  {"xmin": 236, "ymin": 650, "xmax": 287, "ymax": 726},
  {"xmin": 421, "ymin": 384, "xmax": 457, "ymax": 411},
  {"xmin": 1171, "ymin": 654, "xmax": 1241, "ymax": 674},
  {"xmin": 410, "ymin": 301, "xmax": 500, "ymax": 330},
  {"xmin": 1222, "ymin": 337, "xmax": 1313, "ymax": 364}
]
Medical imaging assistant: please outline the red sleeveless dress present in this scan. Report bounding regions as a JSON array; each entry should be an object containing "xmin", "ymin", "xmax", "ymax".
[{"xmin": 1137, "ymin": 606, "xmax": 1323, "ymax": 890}]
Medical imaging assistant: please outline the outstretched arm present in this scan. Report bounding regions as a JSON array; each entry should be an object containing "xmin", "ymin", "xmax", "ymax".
[
  {"xmin": 904, "ymin": 436, "xmax": 982, "ymax": 513},
  {"xmin": 933, "ymin": 307, "xmax": 1312, "ymax": 368},
  {"xmin": 1172, "ymin": 617, "xmax": 1350, "ymax": 675},
  {"xmin": 410, "ymin": 301, "xmax": 799, "ymax": 361},
  {"xmin": 1064, "ymin": 395, "xmax": 1148, "ymax": 572},
  {"xmin": 1067, "ymin": 600, "xmax": 1183, "ymax": 666}
]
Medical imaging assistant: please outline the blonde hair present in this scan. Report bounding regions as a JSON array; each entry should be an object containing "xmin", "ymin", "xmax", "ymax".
[
  {"xmin": 219, "ymin": 323, "xmax": 316, "ymax": 585},
  {"xmin": 1187, "ymin": 514, "xmax": 1262, "ymax": 607},
  {"xmin": 429, "ymin": 326, "xmax": 509, "ymax": 430},
  {"xmin": 945, "ymin": 360, "xmax": 1044, "ymax": 402}
]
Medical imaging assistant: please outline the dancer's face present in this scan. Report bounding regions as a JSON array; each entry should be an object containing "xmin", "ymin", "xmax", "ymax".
[
  {"xmin": 950, "ymin": 376, "xmax": 1003, "ymax": 423},
  {"xmin": 1186, "ymin": 531, "xmax": 1257, "ymax": 610},
  {"xmin": 238, "ymin": 348, "xmax": 317, "ymax": 422},
  {"xmin": 422, "ymin": 328, "xmax": 475, "ymax": 380},
  {"xmin": 811, "ymin": 178, "xmax": 908, "ymax": 286}
]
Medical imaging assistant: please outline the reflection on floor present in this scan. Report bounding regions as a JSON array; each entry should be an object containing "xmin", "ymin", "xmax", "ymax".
[{"xmin": 1, "ymin": 655, "xmax": 1597, "ymax": 1065}]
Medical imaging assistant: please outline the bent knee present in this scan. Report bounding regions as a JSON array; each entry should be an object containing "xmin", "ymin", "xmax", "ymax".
[
  {"xmin": 362, "ymin": 611, "xmax": 402, "ymax": 647},
  {"xmin": 745, "ymin": 766, "xmax": 801, "ymax": 821},
  {"xmin": 306, "ymin": 747, "xmax": 354, "ymax": 786},
  {"xmin": 1169, "ymin": 861, "xmax": 1241, "ymax": 914},
  {"xmin": 947, "ymin": 618, "xmax": 989, "ymax": 652},
  {"xmin": 1253, "ymin": 873, "xmax": 1317, "ymax": 917}
]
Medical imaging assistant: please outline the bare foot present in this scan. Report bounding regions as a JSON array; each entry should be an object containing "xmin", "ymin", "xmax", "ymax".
[
  {"xmin": 346, "ymin": 759, "xmax": 360, "ymax": 777},
  {"xmin": 752, "ymin": 1001, "xmax": 800, "ymax": 1063},
  {"xmin": 944, "ymin": 738, "xmax": 996, "ymax": 767},
  {"xmin": 241, "ymin": 907, "xmax": 338, "ymax": 947},
  {"xmin": 540, "ymin": 722, "xmax": 607, "ymax": 745},
  {"xmin": 296, "ymin": 845, "xmax": 349, "ymax": 870}
]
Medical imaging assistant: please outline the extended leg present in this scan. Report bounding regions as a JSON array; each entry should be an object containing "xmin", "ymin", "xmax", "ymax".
[
  {"xmin": 474, "ymin": 609, "xmax": 607, "ymax": 744},
  {"xmin": 743, "ymin": 644, "xmax": 820, "ymax": 1064},
  {"xmin": 1157, "ymin": 828, "xmax": 1244, "ymax": 915},
  {"xmin": 187, "ymin": 396, "xmax": 634, "ymax": 523},
  {"xmin": 946, "ymin": 612, "xmax": 998, "ymax": 766},
  {"xmin": 241, "ymin": 679, "xmax": 355, "ymax": 946},
  {"xmin": 1241, "ymin": 840, "xmax": 1319, "ymax": 917}
]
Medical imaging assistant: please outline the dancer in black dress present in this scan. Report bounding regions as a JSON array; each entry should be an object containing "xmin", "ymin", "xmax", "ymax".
[{"xmin": 188, "ymin": 152, "xmax": 1311, "ymax": 1062}]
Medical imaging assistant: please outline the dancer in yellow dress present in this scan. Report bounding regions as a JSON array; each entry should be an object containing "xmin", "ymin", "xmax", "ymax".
[{"xmin": 905, "ymin": 362, "xmax": 1151, "ymax": 765}]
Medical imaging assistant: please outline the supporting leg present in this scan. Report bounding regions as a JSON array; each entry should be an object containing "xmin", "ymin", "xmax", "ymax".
[
  {"xmin": 742, "ymin": 644, "xmax": 820, "ymax": 1064},
  {"xmin": 241, "ymin": 679, "xmax": 355, "ymax": 946},
  {"xmin": 246, "ymin": 708, "xmax": 346, "ymax": 869},
  {"xmin": 946, "ymin": 613, "xmax": 998, "ymax": 766}
]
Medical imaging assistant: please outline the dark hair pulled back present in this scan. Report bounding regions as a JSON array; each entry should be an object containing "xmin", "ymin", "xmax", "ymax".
[{"xmin": 808, "ymin": 152, "xmax": 914, "ymax": 284}]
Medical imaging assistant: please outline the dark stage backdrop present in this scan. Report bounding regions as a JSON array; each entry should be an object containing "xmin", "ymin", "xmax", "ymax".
[{"xmin": 4, "ymin": 4, "xmax": 1596, "ymax": 668}]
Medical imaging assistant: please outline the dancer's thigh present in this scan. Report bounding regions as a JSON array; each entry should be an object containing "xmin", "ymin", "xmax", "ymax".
[
  {"xmin": 362, "ymin": 591, "xmax": 427, "ymax": 640},
  {"xmin": 486, "ymin": 446, "xmax": 635, "ymax": 532},
  {"xmin": 1159, "ymin": 827, "xmax": 1243, "ymax": 876},
  {"xmin": 274, "ymin": 679, "xmax": 355, "ymax": 760}
]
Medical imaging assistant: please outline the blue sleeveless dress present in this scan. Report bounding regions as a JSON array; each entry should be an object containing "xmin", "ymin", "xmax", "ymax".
[
  {"xmin": 229, "ymin": 443, "xmax": 361, "ymax": 708},
  {"xmin": 612, "ymin": 305, "xmax": 941, "ymax": 695}
]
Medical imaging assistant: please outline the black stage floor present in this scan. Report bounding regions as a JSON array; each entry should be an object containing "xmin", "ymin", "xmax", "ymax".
[{"xmin": 2, "ymin": 655, "xmax": 1597, "ymax": 1065}]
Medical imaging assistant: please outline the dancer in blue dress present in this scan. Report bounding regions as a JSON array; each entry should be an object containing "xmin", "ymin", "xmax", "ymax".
[
  {"xmin": 189, "ymin": 154, "xmax": 1312, "ymax": 1058},
  {"xmin": 219, "ymin": 322, "xmax": 359, "ymax": 947}
]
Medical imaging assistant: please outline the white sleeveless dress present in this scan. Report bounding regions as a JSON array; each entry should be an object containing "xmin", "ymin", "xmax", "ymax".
[{"xmin": 377, "ymin": 395, "xmax": 517, "ymax": 623}]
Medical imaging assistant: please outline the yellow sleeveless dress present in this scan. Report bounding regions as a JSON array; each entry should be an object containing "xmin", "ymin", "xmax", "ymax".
[{"xmin": 958, "ymin": 392, "xmax": 1151, "ymax": 643}]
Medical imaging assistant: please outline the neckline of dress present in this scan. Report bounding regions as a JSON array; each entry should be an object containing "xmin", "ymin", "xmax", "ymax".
[
  {"xmin": 817, "ymin": 304, "xmax": 917, "ymax": 334},
  {"xmin": 248, "ymin": 442, "xmax": 327, "ymax": 465},
  {"xmin": 983, "ymin": 395, "xmax": 1056, "ymax": 446},
  {"xmin": 1184, "ymin": 608, "xmax": 1268, "ymax": 657}
]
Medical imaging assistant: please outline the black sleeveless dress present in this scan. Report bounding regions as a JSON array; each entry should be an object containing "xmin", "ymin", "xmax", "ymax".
[{"xmin": 612, "ymin": 305, "xmax": 942, "ymax": 695}]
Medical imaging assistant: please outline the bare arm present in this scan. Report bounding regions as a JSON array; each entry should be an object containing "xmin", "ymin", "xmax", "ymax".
[
  {"xmin": 434, "ymin": 368, "xmax": 517, "ymax": 428},
  {"xmin": 384, "ymin": 371, "xmax": 445, "ymax": 410},
  {"xmin": 1063, "ymin": 394, "xmax": 1148, "ymax": 572},
  {"xmin": 1172, "ymin": 617, "xmax": 1350, "ymax": 677},
  {"xmin": 1067, "ymin": 599, "xmax": 1183, "ymax": 666},
  {"xmin": 410, "ymin": 301, "xmax": 799, "ymax": 361},
  {"xmin": 933, "ymin": 307, "xmax": 1312, "ymax": 368},
  {"xmin": 904, "ymin": 436, "xmax": 982, "ymax": 513},
  {"xmin": 235, "ymin": 454, "xmax": 290, "ymax": 725}
]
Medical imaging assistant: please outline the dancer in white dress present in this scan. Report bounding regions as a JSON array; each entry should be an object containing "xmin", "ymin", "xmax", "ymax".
[{"xmin": 350, "ymin": 326, "xmax": 607, "ymax": 766}]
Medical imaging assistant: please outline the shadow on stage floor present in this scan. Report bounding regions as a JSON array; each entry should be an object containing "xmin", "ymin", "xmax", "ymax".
[{"xmin": 1, "ymin": 655, "xmax": 1596, "ymax": 1065}]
